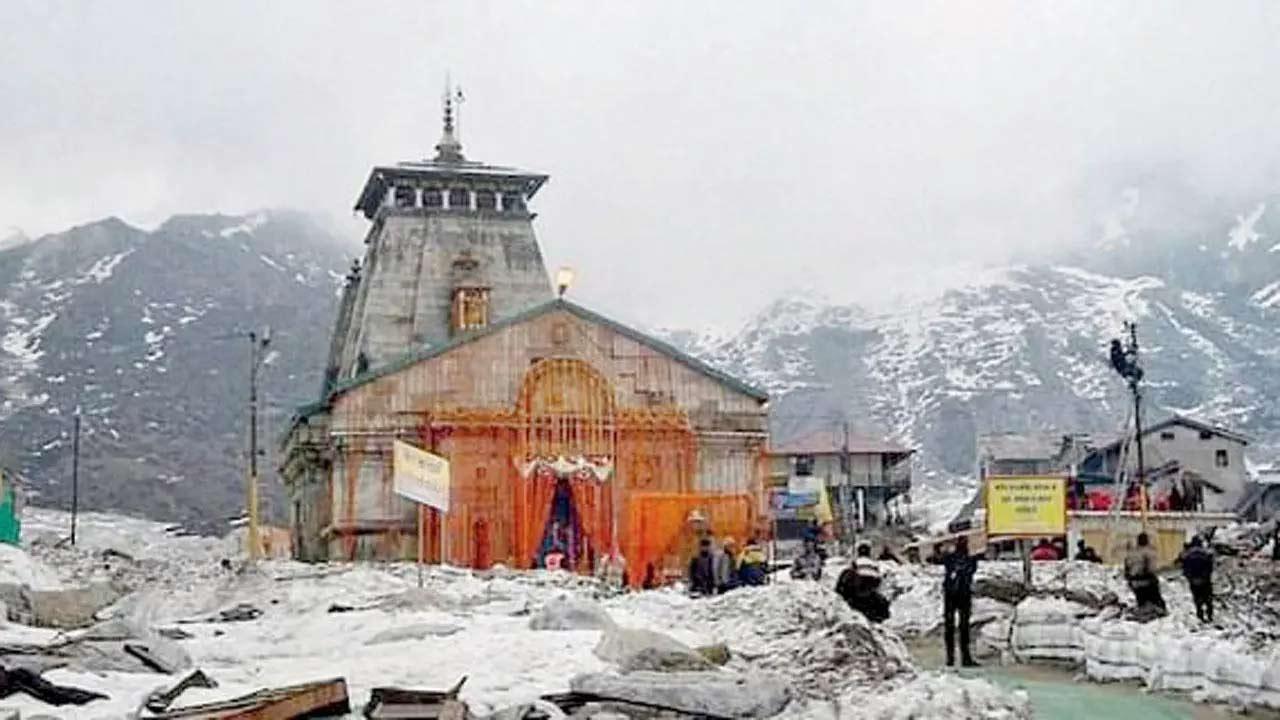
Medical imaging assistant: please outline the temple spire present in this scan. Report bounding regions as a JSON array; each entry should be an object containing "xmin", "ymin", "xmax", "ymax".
[{"xmin": 434, "ymin": 79, "xmax": 465, "ymax": 163}]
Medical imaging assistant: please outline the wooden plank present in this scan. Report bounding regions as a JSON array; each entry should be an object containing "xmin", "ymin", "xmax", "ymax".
[{"xmin": 149, "ymin": 678, "xmax": 349, "ymax": 720}]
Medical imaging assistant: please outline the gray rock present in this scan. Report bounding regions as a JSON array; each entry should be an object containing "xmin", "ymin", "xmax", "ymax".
[
  {"xmin": 593, "ymin": 627, "xmax": 692, "ymax": 664},
  {"xmin": 529, "ymin": 596, "xmax": 615, "ymax": 631},
  {"xmin": 366, "ymin": 623, "xmax": 464, "ymax": 645},
  {"xmin": 619, "ymin": 647, "xmax": 714, "ymax": 673},
  {"xmin": 25, "ymin": 582, "xmax": 125, "ymax": 630},
  {"xmin": 595, "ymin": 627, "xmax": 712, "ymax": 673},
  {"xmin": 570, "ymin": 671, "xmax": 792, "ymax": 718}
]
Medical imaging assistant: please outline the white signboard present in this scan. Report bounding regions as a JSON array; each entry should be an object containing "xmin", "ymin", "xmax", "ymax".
[
  {"xmin": 787, "ymin": 475, "xmax": 825, "ymax": 496},
  {"xmin": 393, "ymin": 440, "xmax": 451, "ymax": 511}
]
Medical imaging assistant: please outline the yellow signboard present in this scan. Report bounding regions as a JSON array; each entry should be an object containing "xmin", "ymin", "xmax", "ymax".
[
  {"xmin": 985, "ymin": 476, "xmax": 1066, "ymax": 537},
  {"xmin": 393, "ymin": 440, "xmax": 451, "ymax": 511}
]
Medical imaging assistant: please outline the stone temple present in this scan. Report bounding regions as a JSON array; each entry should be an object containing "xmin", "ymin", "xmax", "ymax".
[{"xmin": 282, "ymin": 94, "xmax": 770, "ymax": 584}]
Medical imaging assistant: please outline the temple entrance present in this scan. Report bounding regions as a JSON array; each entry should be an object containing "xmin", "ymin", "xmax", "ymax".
[{"xmin": 535, "ymin": 476, "xmax": 585, "ymax": 570}]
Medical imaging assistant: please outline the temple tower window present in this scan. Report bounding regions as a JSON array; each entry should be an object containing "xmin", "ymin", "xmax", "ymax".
[
  {"xmin": 502, "ymin": 192, "xmax": 526, "ymax": 213},
  {"xmin": 423, "ymin": 187, "xmax": 444, "ymax": 209},
  {"xmin": 448, "ymin": 187, "xmax": 471, "ymax": 211},
  {"xmin": 451, "ymin": 287, "xmax": 490, "ymax": 334},
  {"xmin": 394, "ymin": 185, "xmax": 417, "ymax": 208},
  {"xmin": 475, "ymin": 189, "xmax": 497, "ymax": 211}
]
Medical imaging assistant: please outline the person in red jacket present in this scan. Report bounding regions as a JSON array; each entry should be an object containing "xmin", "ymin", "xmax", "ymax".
[{"xmin": 1030, "ymin": 538, "xmax": 1059, "ymax": 561}]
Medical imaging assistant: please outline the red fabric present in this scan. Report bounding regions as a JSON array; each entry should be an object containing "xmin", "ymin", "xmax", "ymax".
[
  {"xmin": 1086, "ymin": 491, "xmax": 1113, "ymax": 511},
  {"xmin": 518, "ymin": 468, "xmax": 558, "ymax": 567},
  {"xmin": 1030, "ymin": 545, "xmax": 1059, "ymax": 561},
  {"xmin": 569, "ymin": 477, "xmax": 614, "ymax": 567}
]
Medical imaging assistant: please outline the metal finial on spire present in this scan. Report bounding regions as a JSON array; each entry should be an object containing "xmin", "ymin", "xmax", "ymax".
[{"xmin": 434, "ymin": 77, "xmax": 465, "ymax": 163}]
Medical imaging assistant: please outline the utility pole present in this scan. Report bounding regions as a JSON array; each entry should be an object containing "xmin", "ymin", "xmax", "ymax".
[
  {"xmin": 71, "ymin": 409, "xmax": 81, "ymax": 546},
  {"xmin": 1127, "ymin": 322, "xmax": 1147, "ymax": 526},
  {"xmin": 247, "ymin": 328, "xmax": 271, "ymax": 562},
  {"xmin": 842, "ymin": 420, "xmax": 853, "ymax": 547}
]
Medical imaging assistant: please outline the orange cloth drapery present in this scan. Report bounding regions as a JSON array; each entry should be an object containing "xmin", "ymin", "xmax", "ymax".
[
  {"xmin": 622, "ymin": 492, "xmax": 755, "ymax": 588},
  {"xmin": 569, "ymin": 477, "xmax": 614, "ymax": 569},
  {"xmin": 516, "ymin": 468, "xmax": 559, "ymax": 567}
]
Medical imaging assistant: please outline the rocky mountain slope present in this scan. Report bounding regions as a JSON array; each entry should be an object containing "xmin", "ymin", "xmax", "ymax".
[{"xmin": 0, "ymin": 212, "xmax": 349, "ymax": 530}]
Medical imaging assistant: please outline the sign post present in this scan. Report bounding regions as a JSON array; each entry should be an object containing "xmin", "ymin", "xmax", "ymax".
[
  {"xmin": 985, "ymin": 475, "xmax": 1068, "ymax": 589},
  {"xmin": 393, "ymin": 440, "xmax": 451, "ymax": 588}
]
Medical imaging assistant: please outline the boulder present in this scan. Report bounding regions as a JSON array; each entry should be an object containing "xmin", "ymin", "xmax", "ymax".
[
  {"xmin": 528, "ymin": 596, "xmax": 615, "ymax": 631},
  {"xmin": 570, "ymin": 671, "xmax": 792, "ymax": 718},
  {"xmin": 619, "ymin": 647, "xmax": 714, "ymax": 673},
  {"xmin": 594, "ymin": 627, "xmax": 692, "ymax": 664},
  {"xmin": 26, "ymin": 583, "xmax": 124, "ymax": 630}
]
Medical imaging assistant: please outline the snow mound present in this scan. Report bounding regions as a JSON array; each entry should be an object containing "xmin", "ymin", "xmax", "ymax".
[
  {"xmin": 839, "ymin": 672, "xmax": 1033, "ymax": 720},
  {"xmin": 680, "ymin": 582, "xmax": 914, "ymax": 697},
  {"xmin": 529, "ymin": 595, "xmax": 615, "ymax": 631}
]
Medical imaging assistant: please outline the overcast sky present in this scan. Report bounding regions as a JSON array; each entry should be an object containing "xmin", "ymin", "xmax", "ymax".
[{"xmin": 4, "ymin": 2, "xmax": 1280, "ymax": 328}]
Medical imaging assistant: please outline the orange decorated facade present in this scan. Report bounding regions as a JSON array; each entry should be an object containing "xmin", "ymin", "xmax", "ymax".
[{"xmin": 282, "ymin": 300, "xmax": 770, "ymax": 584}]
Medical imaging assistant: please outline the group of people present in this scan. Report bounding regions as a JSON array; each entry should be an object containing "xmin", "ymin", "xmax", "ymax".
[
  {"xmin": 1123, "ymin": 531, "xmax": 1217, "ymax": 623},
  {"xmin": 687, "ymin": 535, "xmax": 769, "ymax": 596}
]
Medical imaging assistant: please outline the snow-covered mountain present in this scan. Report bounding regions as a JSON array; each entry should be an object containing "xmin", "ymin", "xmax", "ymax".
[
  {"xmin": 3, "ymin": 191, "xmax": 1279, "ymax": 529},
  {"xmin": 0, "ymin": 212, "xmax": 349, "ymax": 529},
  {"xmin": 671, "ymin": 193, "xmax": 1280, "ymax": 480}
]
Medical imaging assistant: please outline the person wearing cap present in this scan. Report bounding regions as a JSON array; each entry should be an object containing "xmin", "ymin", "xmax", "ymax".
[
  {"xmin": 738, "ymin": 536, "xmax": 768, "ymax": 586},
  {"xmin": 715, "ymin": 536, "xmax": 739, "ymax": 594}
]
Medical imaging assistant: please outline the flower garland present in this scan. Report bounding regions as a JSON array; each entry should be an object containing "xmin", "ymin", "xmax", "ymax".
[{"xmin": 515, "ymin": 455, "xmax": 614, "ymax": 482}]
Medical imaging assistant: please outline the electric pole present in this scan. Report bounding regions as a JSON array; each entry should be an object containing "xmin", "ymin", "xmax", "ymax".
[
  {"xmin": 842, "ymin": 420, "xmax": 853, "ymax": 546},
  {"xmin": 1127, "ymin": 322, "xmax": 1147, "ymax": 524},
  {"xmin": 1109, "ymin": 321, "xmax": 1147, "ymax": 525},
  {"xmin": 247, "ymin": 328, "xmax": 271, "ymax": 562},
  {"xmin": 71, "ymin": 408, "xmax": 81, "ymax": 546}
]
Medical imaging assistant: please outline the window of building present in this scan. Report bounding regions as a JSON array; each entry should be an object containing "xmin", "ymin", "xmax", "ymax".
[
  {"xmin": 423, "ymin": 188, "xmax": 444, "ymax": 208},
  {"xmin": 475, "ymin": 189, "xmax": 496, "ymax": 210},
  {"xmin": 393, "ymin": 185, "xmax": 416, "ymax": 208},
  {"xmin": 1215, "ymin": 449, "xmax": 1229, "ymax": 467},
  {"xmin": 450, "ymin": 287, "xmax": 490, "ymax": 334},
  {"xmin": 1160, "ymin": 431, "xmax": 1175, "ymax": 441},
  {"xmin": 502, "ymin": 193, "xmax": 526, "ymax": 213},
  {"xmin": 794, "ymin": 454, "xmax": 815, "ymax": 476},
  {"xmin": 448, "ymin": 187, "xmax": 470, "ymax": 210},
  {"xmin": 1200, "ymin": 430, "xmax": 1213, "ymax": 440}
]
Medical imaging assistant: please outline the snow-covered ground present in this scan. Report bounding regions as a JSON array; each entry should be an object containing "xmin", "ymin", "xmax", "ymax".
[
  {"xmin": 0, "ymin": 508, "xmax": 1028, "ymax": 719},
  {"xmin": 7, "ymin": 506, "xmax": 1279, "ymax": 718}
]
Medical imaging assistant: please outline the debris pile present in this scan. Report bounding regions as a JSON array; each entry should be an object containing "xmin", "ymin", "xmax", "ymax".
[{"xmin": 680, "ymin": 582, "xmax": 914, "ymax": 698}]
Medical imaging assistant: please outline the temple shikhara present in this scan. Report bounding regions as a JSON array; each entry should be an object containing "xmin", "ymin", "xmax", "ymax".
[{"xmin": 281, "ymin": 91, "xmax": 770, "ymax": 582}]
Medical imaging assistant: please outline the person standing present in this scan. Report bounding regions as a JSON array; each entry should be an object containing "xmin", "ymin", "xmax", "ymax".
[
  {"xmin": 688, "ymin": 538, "xmax": 717, "ymax": 597},
  {"xmin": 1180, "ymin": 536, "xmax": 1215, "ymax": 623},
  {"xmin": 942, "ymin": 536, "xmax": 979, "ymax": 667},
  {"xmin": 715, "ymin": 537, "xmax": 739, "ymax": 594},
  {"xmin": 1124, "ymin": 532, "xmax": 1166, "ymax": 613},
  {"xmin": 1029, "ymin": 539, "xmax": 1058, "ymax": 561}
]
